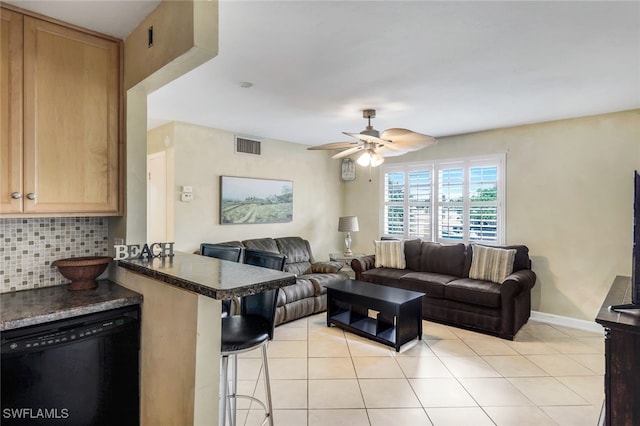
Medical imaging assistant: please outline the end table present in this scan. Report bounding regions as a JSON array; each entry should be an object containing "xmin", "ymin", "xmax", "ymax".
[{"xmin": 329, "ymin": 253, "xmax": 365, "ymax": 278}]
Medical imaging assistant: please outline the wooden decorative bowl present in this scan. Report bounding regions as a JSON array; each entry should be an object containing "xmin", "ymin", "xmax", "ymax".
[{"xmin": 52, "ymin": 256, "xmax": 113, "ymax": 290}]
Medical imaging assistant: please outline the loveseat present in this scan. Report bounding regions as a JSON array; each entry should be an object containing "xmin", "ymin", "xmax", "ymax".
[
  {"xmin": 215, "ymin": 237, "xmax": 349, "ymax": 325},
  {"xmin": 351, "ymin": 240, "xmax": 536, "ymax": 339}
]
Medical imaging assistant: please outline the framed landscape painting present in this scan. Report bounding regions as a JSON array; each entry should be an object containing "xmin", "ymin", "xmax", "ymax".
[{"xmin": 220, "ymin": 176, "xmax": 293, "ymax": 224}]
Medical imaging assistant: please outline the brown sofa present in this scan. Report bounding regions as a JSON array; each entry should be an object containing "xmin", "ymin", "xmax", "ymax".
[
  {"xmin": 351, "ymin": 240, "xmax": 536, "ymax": 339},
  {"xmin": 216, "ymin": 237, "xmax": 349, "ymax": 325}
]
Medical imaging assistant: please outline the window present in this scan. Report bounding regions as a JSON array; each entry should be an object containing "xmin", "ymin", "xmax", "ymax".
[{"xmin": 381, "ymin": 154, "xmax": 505, "ymax": 244}]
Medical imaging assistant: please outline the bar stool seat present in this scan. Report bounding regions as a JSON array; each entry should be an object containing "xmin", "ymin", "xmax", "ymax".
[{"xmin": 221, "ymin": 316, "xmax": 270, "ymax": 351}]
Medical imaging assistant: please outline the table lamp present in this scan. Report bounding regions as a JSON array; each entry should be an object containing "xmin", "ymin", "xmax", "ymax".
[{"xmin": 338, "ymin": 216, "xmax": 359, "ymax": 256}]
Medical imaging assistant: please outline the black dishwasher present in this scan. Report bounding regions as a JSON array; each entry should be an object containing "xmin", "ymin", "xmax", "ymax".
[{"xmin": 1, "ymin": 305, "xmax": 140, "ymax": 425}]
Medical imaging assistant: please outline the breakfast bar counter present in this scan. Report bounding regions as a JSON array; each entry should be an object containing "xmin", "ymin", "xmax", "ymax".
[
  {"xmin": 113, "ymin": 251, "xmax": 295, "ymax": 426},
  {"xmin": 118, "ymin": 251, "xmax": 295, "ymax": 300}
]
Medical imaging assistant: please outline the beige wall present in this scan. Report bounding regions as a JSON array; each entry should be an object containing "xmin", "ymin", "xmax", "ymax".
[
  {"xmin": 345, "ymin": 109, "xmax": 640, "ymax": 321},
  {"xmin": 151, "ymin": 121, "xmax": 345, "ymax": 258},
  {"xmin": 124, "ymin": 0, "xmax": 218, "ymax": 92}
]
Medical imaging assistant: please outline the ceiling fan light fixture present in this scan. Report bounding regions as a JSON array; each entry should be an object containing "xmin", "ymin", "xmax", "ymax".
[
  {"xmin": 357, "ymin": 151, "xmax": 372, "ymax": 166},
  {"xmin": 370, "ymin": 151, "xmax": 384, "ymax": 167}
]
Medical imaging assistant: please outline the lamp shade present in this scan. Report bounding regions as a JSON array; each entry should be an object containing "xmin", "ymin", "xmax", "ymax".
[{"xmin": 338, "ymin": 216, "xmax": 359, "ymax": 232}]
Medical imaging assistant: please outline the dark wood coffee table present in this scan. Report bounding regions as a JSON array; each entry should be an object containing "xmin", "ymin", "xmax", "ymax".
[{"xmin": 324, "ymin": 279, "xmax": 424, "ymax": 352}]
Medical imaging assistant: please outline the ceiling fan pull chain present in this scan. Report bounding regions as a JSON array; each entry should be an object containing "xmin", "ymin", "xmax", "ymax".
[{"xmin": 369, "ymin": 164, "xmax": 373, "ymax": 182}]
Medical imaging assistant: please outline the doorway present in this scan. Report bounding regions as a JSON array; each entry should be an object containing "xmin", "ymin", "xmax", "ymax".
[{"xmin": 147, "ymin": 151, "xmax": 167, "ymax": 243}]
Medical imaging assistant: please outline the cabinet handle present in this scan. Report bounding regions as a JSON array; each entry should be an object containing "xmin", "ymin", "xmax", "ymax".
[
  {"xmin": 11, "ymin": 192, "xmax": 22, "ymax": 199},
  {"xmin": 26, "ymin": 193, "xmax": 36, "ymax": 200}
]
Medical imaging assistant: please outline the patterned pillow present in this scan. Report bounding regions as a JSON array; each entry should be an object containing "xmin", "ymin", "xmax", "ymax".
[
  {"xmin": 374, "ymin": 240, "xmax": 406, "ymax": 269},
  {"xmin": 469, "ymin": 244, "xmax": 516, "ymax": 283}
]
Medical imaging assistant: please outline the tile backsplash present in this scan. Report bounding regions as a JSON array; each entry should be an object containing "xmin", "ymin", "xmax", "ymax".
[{"xmin": 1, "ymin": 217, "xmax": 109, "ymax": 293}]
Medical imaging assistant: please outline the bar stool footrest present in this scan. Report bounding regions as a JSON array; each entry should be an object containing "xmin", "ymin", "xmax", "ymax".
[{"xmin": 226, "ymin": 394, "xmax": 271, "ymax": 426}]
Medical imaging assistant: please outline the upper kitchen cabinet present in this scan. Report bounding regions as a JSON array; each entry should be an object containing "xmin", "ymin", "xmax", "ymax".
[
  {"xmin": 1, "ymin": 8, "xmax": 122, "ymax": 216},
  {"xmin": 1, "ymin": 9, "xmax": 23, "ymax": 214}
]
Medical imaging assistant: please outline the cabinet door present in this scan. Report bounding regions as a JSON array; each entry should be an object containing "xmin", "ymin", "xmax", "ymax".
[
  {"xmin": 0, "ymin": 9, "xmax": 23, "ymax": 213},
  {"xmin": 23, "ymin": 17, "xmax": 120, "ymax": 214}
]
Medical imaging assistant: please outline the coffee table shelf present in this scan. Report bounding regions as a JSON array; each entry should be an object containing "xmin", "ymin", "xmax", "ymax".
[{"xmin": 324, "ymin": 279, "xmax": 424, "ymax": 352}]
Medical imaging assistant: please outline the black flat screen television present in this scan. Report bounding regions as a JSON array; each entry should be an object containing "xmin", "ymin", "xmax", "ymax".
[{"xmin": 610, "ymin": 170, "xmax": 640, "ymax": 311}]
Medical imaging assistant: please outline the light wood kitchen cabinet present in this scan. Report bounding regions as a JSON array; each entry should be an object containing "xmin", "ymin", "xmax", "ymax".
[
  {"xmin": 0, "ymin": 8, "xmax": 23, "ymax": 214},
  {"xmin": 1, "ymin": 7, "xmax": 122, "ymax": 216}
]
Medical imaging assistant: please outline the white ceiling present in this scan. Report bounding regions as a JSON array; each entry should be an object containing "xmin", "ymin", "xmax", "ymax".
[{"xmin": 9, "ymin": 1, "xmax": 640, "ymax": 146}]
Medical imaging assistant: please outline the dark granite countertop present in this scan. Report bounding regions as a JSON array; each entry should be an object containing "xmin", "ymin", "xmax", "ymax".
[
  {"xmin": 0, "ymin": 280, "xmax": 142, "ymax": 331},
  {"xmin": 118, "ymin": 251, "xmax": 296, "ymax": 300}
]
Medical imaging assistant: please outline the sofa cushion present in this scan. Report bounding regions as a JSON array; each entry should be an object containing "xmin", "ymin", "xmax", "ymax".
[
  {"xmin": 420, "ymin": 242, "xmax": 466, "ymax": 276},
  {"xmin": 276, "ymin": 237, "xmax": 315, "ymax": 275},
  {"xmin": 285, "ymin": 262, "xmax": 312, "ymax": 276},
  {"xmin": 360, "ymin": 268, "xmax": 409, "ymax": 285},
  {"xmin": 276, "ymin": 237, "xmax": 313, "ymax": 262},
  {"xmin": 243, "ymin": 237, "xmax": 279, "ymax": 253},
  {"xmin": 508, "ymin": 245, "xmax": 531, "ymax": 272},
  {"xmin": 279, "ymin": 278, "xmax": 315, "ymax": 304},
  {"xmin": 374, "ymin": 240, "xmax": 406, "ymax": 269},
  {"xmin": 404, "ymin": 239, "xmax": 423, "ymax": 271},
  {"xmin": 276, "ymin": 288, "xmax": 287, "ymax": 307},
  {"xmin": 400, "ymin": 271, "xmax": 459, "ymax": 298},
  {"xmin": 469, "ymin": 245, "xmax": 516, "ymax": 283},
  {"xmin": 215, "ymin": 240, "xmax": 245, "ymax": 248},
  {"xmin": 467, "ymin": 244, "xmax": 531, "ymax": 273},
  {"xmin": 282, "ymin": 299, "xmax": 316, "ymax": 324},
  {"xmin": 445, "ymin": 278, "xmax": 502, "ymax": 308}
]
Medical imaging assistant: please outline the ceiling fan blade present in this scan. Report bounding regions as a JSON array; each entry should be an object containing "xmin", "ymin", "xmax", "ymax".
[
  {"xmin": 332, "ymin": 145, "xmax": 364, "ymax": 159},
  {"xmin": 342, "ymin": 132, "xmax": 387, "ymax": 145},
  {"xmin": 307, "ymin": 142, "xmax": 359, "ymax": 151},
  {"xmin": 376, "ymin": 146, "xmax": 409, "ymax": 157},
  {"xmin": 380, "ymin": 128, "xmax": 437, "ymax": 151}
]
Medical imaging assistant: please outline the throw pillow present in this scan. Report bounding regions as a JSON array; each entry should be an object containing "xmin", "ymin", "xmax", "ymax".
[
  {"xmin": 374, "ymin": 240, "xmax": 406, "ymax": 269},
  {"xmin": 469, "ymin": 244, "xmax": 516, "ymax": 284},
  {"xmin": 306, "ymin": 262, "xmax": 344, "ymax": 274}
]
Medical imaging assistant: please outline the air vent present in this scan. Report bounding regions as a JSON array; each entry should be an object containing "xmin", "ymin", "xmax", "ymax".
[{"xmin": 235, "ymin": 136, "xmax": 261, "ymax": 155}]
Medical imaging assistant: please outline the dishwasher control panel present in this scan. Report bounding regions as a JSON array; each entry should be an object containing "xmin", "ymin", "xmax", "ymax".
[{"xmin": 2, "ymin": 317, "xmax": 133, "ymax": 353}]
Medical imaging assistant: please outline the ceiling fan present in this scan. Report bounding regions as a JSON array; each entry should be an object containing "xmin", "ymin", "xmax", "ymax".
[{"xmin": 307, "ymin": 109, "xmax": 437, "ymax": 167}]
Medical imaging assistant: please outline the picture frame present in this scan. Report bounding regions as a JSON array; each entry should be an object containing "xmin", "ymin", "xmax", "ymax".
[
  {"xmin": 220, "ymin": 176, "xmax": 293, "ymax": 224},
  {"xmin": 341, "ymin": 158, "xmax": 356, "ymax": 181}
]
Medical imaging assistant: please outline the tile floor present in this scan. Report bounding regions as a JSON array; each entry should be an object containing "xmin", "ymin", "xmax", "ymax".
[{"xmin": 231, "ymin": 313, "xmax": 605, "ymax": 426}]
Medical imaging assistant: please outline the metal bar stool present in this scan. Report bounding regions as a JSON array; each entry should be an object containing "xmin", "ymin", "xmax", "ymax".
[
  {"xmin": 220, "ymin": 249, "xmax": 286, "ymax": 426},
  {"xmin": 200, "ymin": 243, "xmax": 243, "ymax": 317},
  {"xmin": 200, "ymin": 243, "xmax": 242, "ymax": 263}
]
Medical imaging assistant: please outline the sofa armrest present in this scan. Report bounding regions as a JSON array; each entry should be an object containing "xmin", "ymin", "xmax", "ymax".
[
  {"xmin": 500, "ymin": 269, "xmax": 536, "ymax": 298},
  {"xmin": 500, "ymin": 269, "xmax": 537, "ymax": 298},
  {"xmin": 499, "ymin": 269, "xmax": 537, "ymax": 339},
  {"xmin": 351, "ymin": 255, "xmax": 376, "ymax": 280},
  {"xmin": 307, "ymin": 261, "xmax": 344, "ymax": 274}
]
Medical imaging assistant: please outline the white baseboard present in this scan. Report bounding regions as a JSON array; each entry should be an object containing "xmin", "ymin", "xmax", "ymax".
[{"xmin": 530, "ymin": 310, "xmax": 604, "ymax": 335}]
